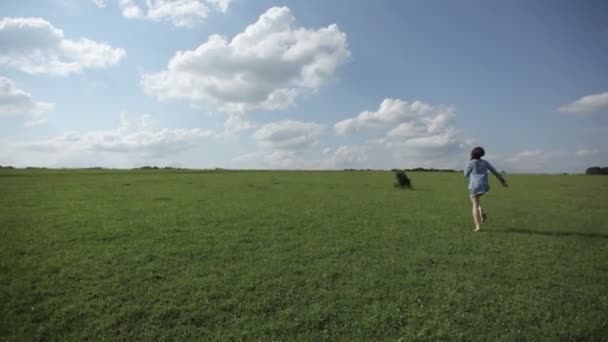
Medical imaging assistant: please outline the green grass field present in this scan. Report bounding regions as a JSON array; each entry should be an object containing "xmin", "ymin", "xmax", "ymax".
[{"xmin": 1, "ymin": 169, "xmax": 607, "ymax": 340}]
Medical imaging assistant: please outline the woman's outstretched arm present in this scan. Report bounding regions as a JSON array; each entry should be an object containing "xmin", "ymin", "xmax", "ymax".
[{"xmin": 486, "ymin": 161, "xmax": 508, "ymax": 187}]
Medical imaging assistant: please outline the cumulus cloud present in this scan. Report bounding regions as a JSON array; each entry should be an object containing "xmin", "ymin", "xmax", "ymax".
[
  {"xmin": 507, "ymin": 149, "xmax": 545, "ymax": 162},
  {"xmin": 331, "ymin": 145, "xmax": 370, "ymax": 168},
  {"xmin": 117, "ymin": 0, "xmax": 233, "ymax": 28},
  {"xmin": 232, "ymin": 149, "xmax": 300, "ymax": 169},
  {"xmin": 231, "ymin": 119, "xmax": 325, "ymax": 169},
  {"xmin": 20, "ymin": 113, "xmax": 214, "ymax": 158},
  {"xmin": 93, "ymin": 0, "xmax": 108, "ymax": 8},
  {"xmin": 232, "ymin": 99, "xmax": 472, "ymax": 170},
  {"xmin": 207, "ymin": 0, "xmax": 232, "ymax": 12},
  {"xmin": 558, "ymin": 91, "xmax": 608, "ymax": 114},
  {"xmin": 253, "ymin": 120, "xmax": 324, "ymax": 151},
  {"xmin": 0, "ymin": 17, "xmax": 125, "ymax": 76},
  {"xmin": 142, "ymin": 6, "xmax": 350, "ymax": 113},
  {"xmin": 335, "ymin": 98, "xmax": 454, "ymax": 136},
  {"xmin": 333, "ymin": 98, "xmax": 470, "ymax": 169},
  {"xmin": 224, "ymin": 114, "xmax": 254, "ymax": 134},
  {"xmin": 499, "ymin": 147, "xmax": 608, "ymax": 173},
  {"xmin": 576, "ymin": 148, "xmax": 600, "ymax": 157},
  {"xmin": 0, "ymin": 77, "xmax": 54, "ymax": 127},
  {"xmin": 503, "ymin": 149, "xmax": 568, "ymax": 172}
]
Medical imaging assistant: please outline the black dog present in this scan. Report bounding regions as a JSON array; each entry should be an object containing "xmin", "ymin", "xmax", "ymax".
[{"xmin": 394, "ymin": 170, "xmax": 412, "ymax": 189}]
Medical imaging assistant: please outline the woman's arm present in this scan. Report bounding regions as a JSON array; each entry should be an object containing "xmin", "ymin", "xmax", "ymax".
[
  {"xmin": 485, "ymin": 160, "xmax": 508, "ymax": 187},
  {"xmin": 464, "ymin": 161, "xmax": 473, "ymax": 178}
]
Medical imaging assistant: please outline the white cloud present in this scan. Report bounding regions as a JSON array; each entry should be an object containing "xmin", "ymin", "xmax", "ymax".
[
  {"xmin": 119, "ymin": 0, "xmax": 145, "ymax": 18},
  {"xmin": 231, "ymin": 98, "xmax": 477, "ymax": 171},
  {"xmin": 332, "ymin": 145, "xmax": 369, "ymax": 168},
  {"xmin": 207, "ymin": 0, "xmax": 232, "ymax": 12},
  {"xmin": 253, "ymin": 120, "xmax": 324, "ymax": 151},
  {"xmin": 333, "ymin": 98, "xmax": 470, "ymax": 169},
  {"xmin": 576, "ymin": 148, "xmax": 600, "ymax": 157},
  {"xmin": 507, "ymin": 149, "xmax": 545, "ymax": 162},
  {"xmin": 231, "ymin": 119, "xmax": 325, "ymax": 169},
  {"xmin": 503, "ymin": 149, "xmax": 566, "ymax": 172},
  {"xmin": 500, "ymin": 148, "xmax": 607, "ymax": 173},
  {"xmin": 0, "ymin": 77, "xmax": 54, "ymax": 127},
  {"xmin": 142, "ymin": 6, "xmax": 350, "ymax": 113},
  {"xmin": 231, "ymin": 144, "xmax": 370, "ymax": 170},
  {"xmin": 118, "ymin": 0, "xmax": 233, "ymax": 28},
  {"xmin": 0, "ymin": 17, "xmax": 125, "ymax": 76},
  {"xmin": 335, "ymin": 98, "xmax": 453, "ymax": 136},
  {"xmin": 93, "ymin": 0, "xmax": 108, "ymax": 8},
  {"xmin": 232, "ymin": 149, "xmax": 299, "ymax": 169},
  {"xmin": 558, "ymin": 91, "xmax": 608, "ymax": 114},
  {"xmin": 224, "ymin": 114, "xmax": 254, "ymax": 134},
  {"xmin": 20, "ymin": 113, "xmax": 215, "ymax": 159}
]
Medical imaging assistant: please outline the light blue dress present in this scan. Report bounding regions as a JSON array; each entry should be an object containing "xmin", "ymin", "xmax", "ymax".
[{"xmin": 464, "ymin": 159, "xmax": 499, "ymax": 195}]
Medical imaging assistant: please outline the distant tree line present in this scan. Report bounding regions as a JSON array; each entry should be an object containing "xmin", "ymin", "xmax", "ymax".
[
  {"xmin": 585, "ymin": 166, "xmax": 608, "ymax": 175},
  {"xmin": 0, "ymin": 165, "xmax": 465, "ymax": 172},
  {"xmin": 342, "ymin": 168, "xmax": 459, "ymax": 172},
  {"xmin": 391, "ymin": 168, "xmax": 458, "ymax": 173},
  {"xmin": 133, "ymin": 166, "xmax": 186, "ymax": 170}
]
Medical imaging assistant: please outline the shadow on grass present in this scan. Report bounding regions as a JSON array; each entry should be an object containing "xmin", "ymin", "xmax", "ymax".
[{"xmin": 484, "ymin": 227, "xmax": 608, "ymax": 239}]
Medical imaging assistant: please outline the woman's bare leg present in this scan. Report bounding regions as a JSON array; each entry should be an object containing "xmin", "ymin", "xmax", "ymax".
[
  {"xmin": 471, "ymin": 195, "xmax": 481, "ymax": 231},
  {"xmin": 479, "ymin": 204, "xmax": 486, "ymax": 222}
]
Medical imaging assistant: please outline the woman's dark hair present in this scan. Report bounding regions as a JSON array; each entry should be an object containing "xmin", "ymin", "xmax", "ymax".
[{"xmin": 470, "ymin": 146, "xmax": 485, "ymax": 160}]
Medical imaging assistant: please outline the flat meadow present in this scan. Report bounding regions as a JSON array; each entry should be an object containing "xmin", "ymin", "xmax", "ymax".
[{"xmin": 1, "ymin": 169, "xmax": 607, "ymax": 340}]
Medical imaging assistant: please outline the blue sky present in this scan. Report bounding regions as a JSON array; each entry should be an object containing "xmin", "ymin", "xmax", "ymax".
[{"xmin": 1, "ymin": 0, "xmax": 606, "ymax": 172}]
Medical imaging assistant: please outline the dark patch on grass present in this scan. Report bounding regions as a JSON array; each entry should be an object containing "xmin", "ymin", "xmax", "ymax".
[
  {"xmin": 487, "ymin": 227, "xmax": 608, "ymax": 239},
  {"xmin": 96, "ymin": 234, "xmax": 123, "ymax": 243},
  {"xmin": 238, "ymin": 237, "xmax": 255, "ymax": 244},
  {"xmin": 16, "ymin": 249, "xmax": 30, "ymax": 256},
  {"xmin": 153, "ymin": 197, "xmax": 173, "ymax": 201},
  {"xmin": 122, "ymin": 183, "xmax": 131, "ymax": 186},
  {"xmin": 247, "ymin": 184, "xmax": 269, "ymax": 190}
]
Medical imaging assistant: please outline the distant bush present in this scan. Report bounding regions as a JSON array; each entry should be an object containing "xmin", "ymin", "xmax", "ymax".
[
  {"xmin": 0, "ymin": 165, "xmax": 15, "ymax": 169},
  {"xmin": 342, "ymin": 169, "xmax": 383, "ymax": 172},
  {"xmin": 394, "ymin": 170, "xmax": 413, "ymax": 190},
  {"xmin": 586, "ymin": 166, "xmax": 608, "ymax": 175}
]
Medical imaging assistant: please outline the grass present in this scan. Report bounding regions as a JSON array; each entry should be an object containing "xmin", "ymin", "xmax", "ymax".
[{"xmin": 1, "ymin": 169, "xmax": 607, "ymax": 340}]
